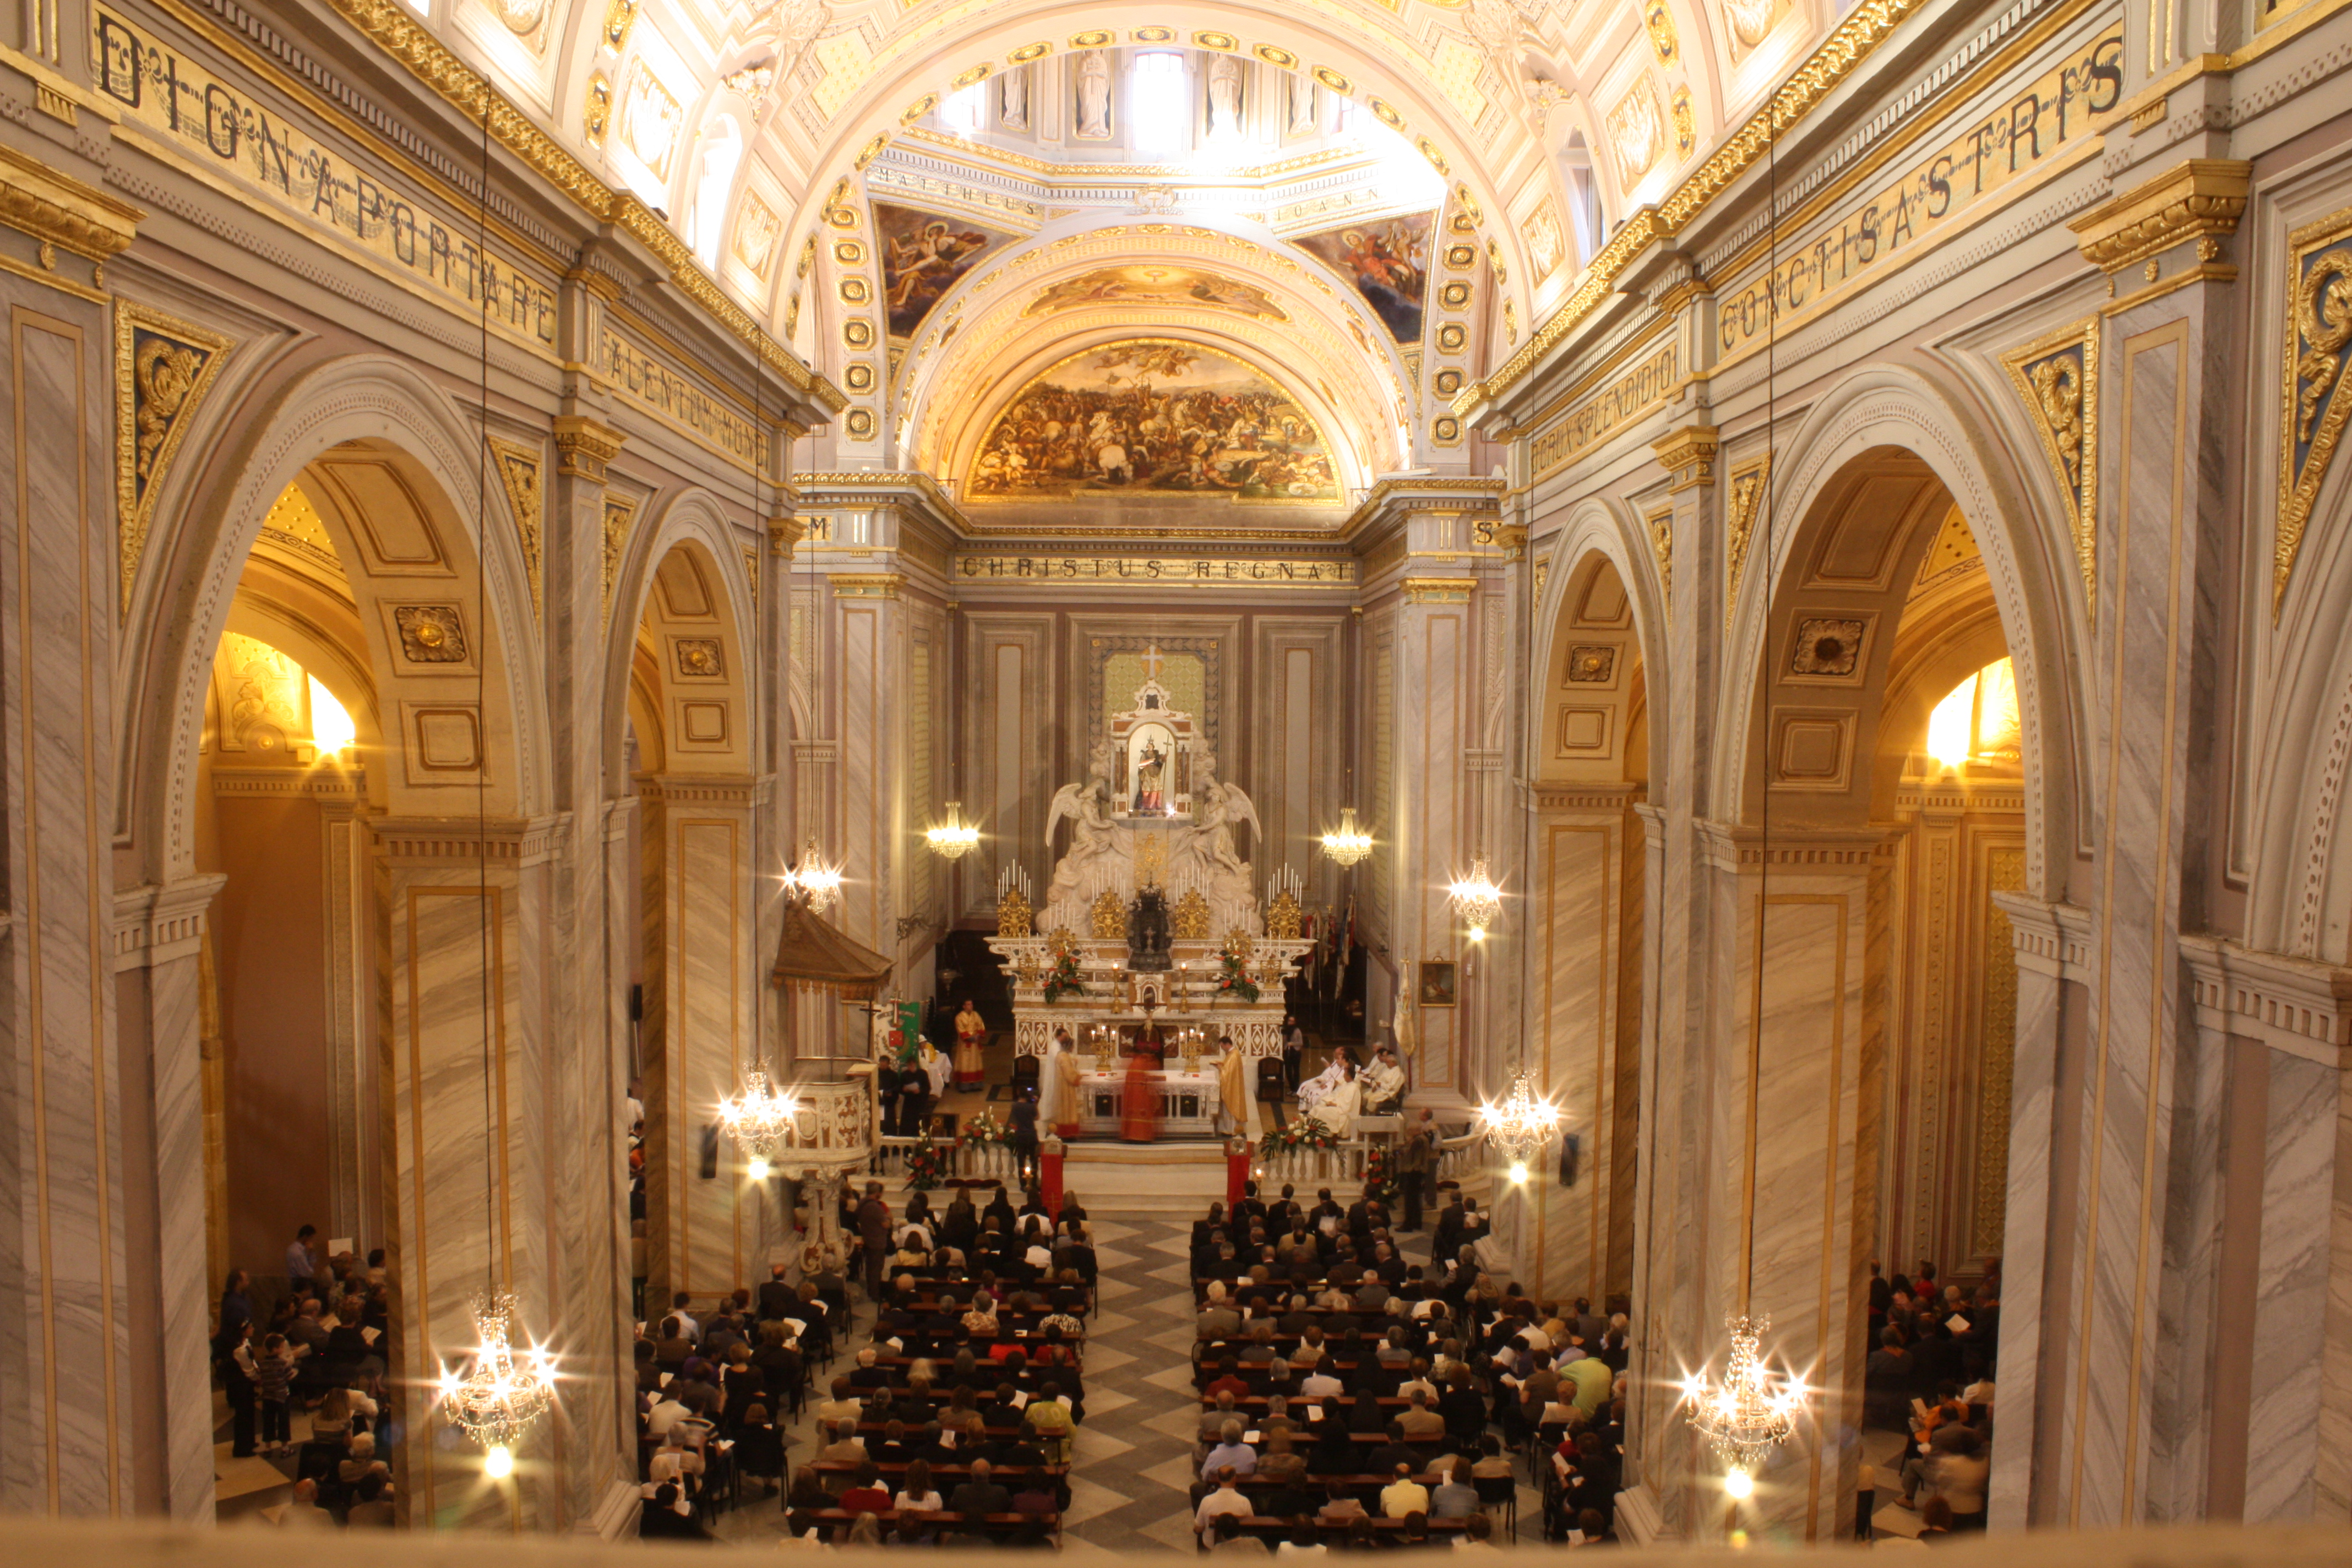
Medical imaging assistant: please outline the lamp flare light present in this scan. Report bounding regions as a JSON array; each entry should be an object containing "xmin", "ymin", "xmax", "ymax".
[
  {"xmin": 782, "ymin": 837, "xmax": 844, "ymax": 912},
  {"xmin": 1447, "ymin": 858, "xmax": 1504, "ymax": 937},
  {"xmin": 1319, "ymin": 807, "xmax": 1375, "ymax": 867},
  {"xmin": 436, "ymin": 1292, "xmax": 557, "ymax": 1456},
  {"xmin": 1679, "ymin": 1314, "xmax": 1805, "ymax": 1469},
  {"xmin": 1477, "ymin": 1067, "xmax": 1561, "ymax": 1173},
  {"xmin": 925, "ymin": 801, "xmax": 981, "ymax": 861},
  {"xmin": 717, "ymin": 1065, "xmax": 799, "ymax": 1173}
]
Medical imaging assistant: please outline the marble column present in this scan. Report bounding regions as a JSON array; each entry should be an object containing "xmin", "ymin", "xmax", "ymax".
[
  {"xmin": 318, "ymin": 787, "xmax": 380, "ymax": 1254},
  {"xmin": 638, "ymin": 776, "xmax": 762, "ymax": 1309},
  {"xmin": 1987, "ymin": 892, "xmax": 2093, "ymax": 1529},
  {"xmin": 2175, "ymin": 936, "xmax": 2352, "ymax": 1523},
  {"xmin": 372, "ymin": 815, "xmax": 557, "ymax": 1529},
  {"xmin": 0, "ymin": 259, "xmax": 140, "ymax": 1517},
  {"xmin": 1683, "ymin": 821, "xmax": 1888, "ymax": 1541},
  {"xmin": 1526, "ymin": 785, "xmax": 1639, "ymax": 1304},
  {"xmin": 111, "ymin": 876, "xmax": 226, "ymax": 1521},
  {"xmin": 543, "ymin": 404, "xmax": 636, "ymax": 1532}
]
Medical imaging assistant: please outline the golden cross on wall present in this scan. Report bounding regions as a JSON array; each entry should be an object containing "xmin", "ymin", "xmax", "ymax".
[{"xmin": 1140, "ymin": 643, "xmax": 1164, "ymax": 682}]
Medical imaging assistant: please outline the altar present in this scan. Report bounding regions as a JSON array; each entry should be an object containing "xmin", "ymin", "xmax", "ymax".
[
  {"xmin": 1076, "ymin": 1066, "xmax": 1222, "ymax": 1138},
  {"xmin": 988, "ymin": 655, "xmax": 1312, "ymax": 1144}
]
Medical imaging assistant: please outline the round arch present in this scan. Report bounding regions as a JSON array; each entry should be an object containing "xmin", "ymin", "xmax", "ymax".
[
  {"xmin": 2242, "ymin": 431, "xmax": 2352, "ymax": 959},
  {"xmin": 1716, "ymin": 367, "xmax": 2084, "ymax": 896},
  {"xmin": 602, "ymin": 488, "xmax": 761, "ymax": 794},
  {"xmin": 124, "ymin": 354, "xmax": 551, "ymax": 881},
  {"xmin": 1531, "ymin": 495, "xmax": 1671, "ymax": 789}
]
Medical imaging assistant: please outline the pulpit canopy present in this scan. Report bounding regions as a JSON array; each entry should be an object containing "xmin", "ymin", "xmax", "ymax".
[{"xmin": 770, "ymin": 897, "xmax": 894, "ymax": 999}]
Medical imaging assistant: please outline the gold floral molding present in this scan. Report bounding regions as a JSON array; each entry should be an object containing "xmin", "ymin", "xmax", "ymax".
[
  {"xmin": 2278, "ymin": 204, "xmax": 2352, "ymax": 616},
  {"xmin": 600, "ymin": 493, "xmax": 638, "ymax": 622},
  {"xmin": 2067, "ymin": 159, "xmax": 2250, "ymax": 274},
  {"xmin": 2000, "ymin": 318, "xmax": 2099, "ymax": 623},
  {"xmin": 1646, "ymin": 504, "xmax": 1674, "ymax": 616},
  {"xmin": 487, "ymin": 438, "xmax": 543, "ymax": 622},
  {"xmin": 114, "ymin": 300, "xmax": 234, "ymax": 617},
  {"xmin": 1722, "ymin": 454, "xmax": 1771, "ymax": 634}
]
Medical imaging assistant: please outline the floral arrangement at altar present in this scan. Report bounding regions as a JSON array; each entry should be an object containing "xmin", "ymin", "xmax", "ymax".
[
  {"xmin": 1042, "ymin": 934, "xmax": 1087, "ymax": 1003},
  {"xmin": 1213, "ymin": 932, "xmax": 1261, "ymax": 1004},
  {"xmin": 905, "ymin": 1131, "xmax": 955, "ymax": 1191},
  {"xmin": 1361, "ymin": 1144, "xmax": 1397, "ymax": 1210},
  {"xmin": 1259, "ymin": 1118, "xmax": 1342, "ymax": 1155},
  {"xmin": 962, "ymin": 1109, "xmax": 1012, "ymax": 1147}
]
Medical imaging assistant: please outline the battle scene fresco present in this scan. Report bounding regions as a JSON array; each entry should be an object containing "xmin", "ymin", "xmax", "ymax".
[
  {"xmin": 965, "ymin": 340, "xmax": 1342, "ymax": 504},
  {"xmin": 1292, "ymin": 213, "xmax": 1432, "ymax": 342},
  {"xmin": 875, "ymin": 202, "xmax": 1021, "ymax": 338}
]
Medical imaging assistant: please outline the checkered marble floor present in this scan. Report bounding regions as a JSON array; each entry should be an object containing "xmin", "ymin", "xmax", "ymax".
[{"xmin": 715, "ymin": 1204, "xmax": 1547, "ymax": 1552}]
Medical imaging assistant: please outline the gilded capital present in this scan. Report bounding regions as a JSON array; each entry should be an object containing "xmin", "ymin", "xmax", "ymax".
[
  {"xmin": 769, "ymin": 516, "xmax": 810, "ymax": 555},
  {"xmin": 2067, "ymin": 159, "xmax": 2250, "ymax": 274},
  {"xmin": 1652, "ymin": 423, "xmax": 1720, "ymax": 492},
  {"xmin": 0, "ymin": 140, "xmax": 141, "ymax": 262},
  {"xmin": 551, "ymin": 415, "xmax": 625, "ymax": 480}
]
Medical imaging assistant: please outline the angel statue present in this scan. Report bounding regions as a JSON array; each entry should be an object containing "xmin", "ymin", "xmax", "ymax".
[
  {"xmin": 1042, "ymin": 769, "xmax": 1118, "ymax": 911},
  {"xmin": 1176, "ymin": 750, "xmax": 1262, "ymax": 915}
]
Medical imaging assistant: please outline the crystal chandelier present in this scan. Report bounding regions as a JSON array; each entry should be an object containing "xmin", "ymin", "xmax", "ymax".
[
  {"xmin": 1679, "ymin": 1314, "xmax": 1806, "ymax": 1473},
  {"xmin": 1477, "ymin": 1066, "xmax": 1560, "ymax": 1182},
  {"xmin": 924, "ymin": 801, "xmax": 981, "ymax": 860},
  {"xmin": 782, "ymin": 837, "xmax": 843, "ymax": 912},
  {"xmin": 717, "ymin": 1065, "xmax": 799, "ymax": 1179},
  {"xmin": 1447, "ymin": 858, "xmax": 1504, "ymax": 938},
  {"xmin": 437, "ymin": 1292, "xmax": 558, "ymax": 1474},
  {"xmin": 1319, "ymin": 807, "xmax": 1374, "ymax": 867}
]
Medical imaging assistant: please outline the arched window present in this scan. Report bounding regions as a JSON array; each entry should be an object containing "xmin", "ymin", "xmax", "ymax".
[
  {"xmin": 1557, "ymin": 130, "xmax": 1606, "ymax": 264},
  {"xmin": 690, "ymin": 115, "xmax": 743, "ymax": 266},
  {"xmin": 939, "ymin": 80, "xmax": 986, "ymax": 135},
  {"xmin": 1130, "ymin": 51, "xmax": 1190, "ymax": 156}
]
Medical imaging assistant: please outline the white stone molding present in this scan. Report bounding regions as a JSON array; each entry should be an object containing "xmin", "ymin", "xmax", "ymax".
[
  {"xmin": 2177, "ymin": 933, "xmax": 2352, "ymax": 1066},
  {"xmin": 1993, "ymin": 890, "xmax": 2094, "ymax": 983},
  {"xmin": 110, "ymin": 875, "xmax": 227, "ymax": 972}
]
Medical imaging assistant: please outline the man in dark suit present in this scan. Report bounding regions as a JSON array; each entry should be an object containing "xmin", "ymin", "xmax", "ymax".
[
  {"xmin": 1430, "ymin": 1196, "xmax": 1466, "ymax": 1262},
  {"xmin": 756, "ymin": 1263, "xmax": 796, "ymax": 1324},
  {"xmin": 948, "ymin": 1458, "xmax": 1012, "ymax": 1521},
  {"xmin": 857, "ymin": 1182, "xmax": 890, "ymax": 1297}
]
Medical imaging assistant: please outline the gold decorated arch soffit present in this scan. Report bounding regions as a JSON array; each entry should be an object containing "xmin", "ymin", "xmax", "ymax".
[{"xmin": 900, "ymin": 224, "xmax": 1407, "ymax": 462}]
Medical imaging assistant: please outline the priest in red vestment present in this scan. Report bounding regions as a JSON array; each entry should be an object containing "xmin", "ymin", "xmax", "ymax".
[{"xmin": 1120, "ymin": 1028, "xmax": 1163, "ymax": 1142}]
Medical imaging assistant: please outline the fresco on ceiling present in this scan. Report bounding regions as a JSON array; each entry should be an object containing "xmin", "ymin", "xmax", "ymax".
[
  {"xmin": 966, "ymin": 341, "xmax": 1341, "ymax": 504},
  {"xmin": 874, "ymin": 202, "xmax": 1020, "ymax": 338},
  {"xmin": 1293, "ymin": 213, "xmax": 1431, "ymax": 343},
  {"xmin": 1023, "ymin": 265, "xmax": 1288, "ymax": 320}
]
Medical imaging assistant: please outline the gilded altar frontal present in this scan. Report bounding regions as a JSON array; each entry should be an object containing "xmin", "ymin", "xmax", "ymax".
[{"xmin": 5, "ymin": 0, "xmax": 2352, "ymax": 1550}]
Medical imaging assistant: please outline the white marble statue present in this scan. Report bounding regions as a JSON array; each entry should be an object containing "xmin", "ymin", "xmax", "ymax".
[
  {"xmin": 1286, "ymin": 74, "xmax": 1316, "ymax": 137},
  {"xmin": 1174, "ymin": 750, "xmax": 1262, "ymax": 919},
  {"xmin": 1075, "ymin": 50, "xmax": 1112, "ymax": 139},
  {"xmin": 1207, "ymin": 55, "xmax": 1243, "ymax": 139},
  {"xmin": 1000, "ymin": 63, "xmax": 1028, "ymax": 129}
]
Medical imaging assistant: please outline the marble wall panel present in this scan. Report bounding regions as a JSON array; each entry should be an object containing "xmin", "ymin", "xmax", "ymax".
[
  {"xmin": 1532, "ymin": 807, "xmax": 1624, "ymax": 1303},
  {"xmin": 2240, "ymin": 1049, "xmax": 2337, "ymax": 1520}
]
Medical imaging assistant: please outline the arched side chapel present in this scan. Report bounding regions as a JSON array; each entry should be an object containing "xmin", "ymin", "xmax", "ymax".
[{"xmin": 3, "ymin": 0, "xmax": 2351, "ymax": 1547}]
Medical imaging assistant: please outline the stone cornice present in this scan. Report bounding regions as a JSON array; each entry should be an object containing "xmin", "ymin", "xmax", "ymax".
[
  {"xmin": 1343, "ymin": 477, "xmax": 1508, "ymax": 537},
  {"xmin": 372, "ymin": 813, "xmax": 569, "ymax": 867},
  {"xmin": 112, "ymin": 874, "xmax": 228, "ymax": 970},
  {"xmin": 551, "ymin": 415, "xmax": 625, "ymax": 481},
  {"xmin": 2178, "ymin": 933, "xmax": 2352, "ymax": 1065},
  {"xmin": 1992, "ymin": 891, "xmax": 2094, "ymax": 982},
  {"xmin": 1692, "ymin": 818, "xmax": 1898, "ymax": 873}
]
